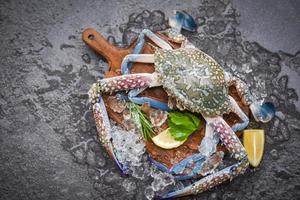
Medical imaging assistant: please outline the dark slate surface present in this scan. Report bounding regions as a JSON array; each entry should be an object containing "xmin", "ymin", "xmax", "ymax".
[{"xmin": 0, "ymin": 0, "xmax": 300, "ymax": 199}]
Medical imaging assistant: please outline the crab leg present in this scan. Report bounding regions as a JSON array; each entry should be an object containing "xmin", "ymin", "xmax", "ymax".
[
  {"xmin": 150, "ymin": 122, "xmax": 222, "ymax": 181},
  {"xmin": 132, "ymin": 29, "xmax": 172, "ymax": 55},
  {"xmin": 225, "ymin": 73, "xmax": 275, "ymax": 123},
  {"xmin": 127, "ymin": 87, "xmax": 171, "ymax": 110},
  {"xmin": 228, "ymin": 95, "xmax": 249, "ymax": 132},
  {"xmin": 149, "ymin": 153, "xmax": 207, "ymax": 181},
  {"xmin": 166, "ymin": 125, "xmax": 220, "ymax": 180},
  {"xmin": 117, "ymin": 53, "xmax": 171, "ymax": 110},
  {"xmin": 96, "ymin": 73, "xmax": 161, "ymax": 94},
  {"xmin": 117, "ymin": 93, "xmax": 171, "ymax": 111},
  {"xmin": 89, "ymin": 72, "xmax": 165, "ymax": 116},
  {"xmin": 89, "ymin": 72, "xmax": 161, "ymax": 173},
  {"xmin": 129, "ymin": 96, "xmax": 171, "ymax": 111},
  {"xmin": 150, "ymin": 151, "xmax": 223, "ymax": 182},
  {"xmin": 92, "ymin": 97, "xmax": 128, "ymax": 174},
  {"xmin": 121, "ymin": 54, "xmax": 154, "ymax": 74},
  {"xmin": 157, "ymin": 117, "xmax": 248, "ymax": 199},
  {"xmin": 120, "ymin": 30, "xmax": 173, "ymax": 110},
  {"xmin": 121, "ymin": 29, "xmax": 172, "ymax": 75}
]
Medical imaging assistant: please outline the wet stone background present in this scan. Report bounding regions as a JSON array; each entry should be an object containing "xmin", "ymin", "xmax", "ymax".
[{"xmin": 0, "ymin": 0, "xmax": 300, "ymax": 199}]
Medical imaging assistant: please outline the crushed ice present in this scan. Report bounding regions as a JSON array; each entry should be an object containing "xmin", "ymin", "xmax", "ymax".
[
  {"xmin": 110, "ymin": 122, "xmax": 145, "ymax": 166},
  {"xmin": 110, "ymin": 121, "xmax": 176, "ymax": 199}
]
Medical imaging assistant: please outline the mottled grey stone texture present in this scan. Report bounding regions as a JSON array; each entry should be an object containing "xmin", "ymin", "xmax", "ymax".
[{"xmin": 0, "ymin": 0, "xmax": 300, "ymax": 200}]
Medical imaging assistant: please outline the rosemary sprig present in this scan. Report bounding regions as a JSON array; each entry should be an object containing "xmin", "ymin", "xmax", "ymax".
[{"xmin": 127, "ymin": 102, "xmax": 155, "ymax": 140}]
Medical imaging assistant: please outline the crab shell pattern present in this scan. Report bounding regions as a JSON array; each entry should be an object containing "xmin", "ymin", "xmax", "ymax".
[{"xmin": 155, "ymin": 48, "xmax": 230, "ymax": 117}]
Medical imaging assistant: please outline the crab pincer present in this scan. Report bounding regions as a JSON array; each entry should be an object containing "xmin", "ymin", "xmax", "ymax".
[{"xmin": 90, "ymin": 93, "xmax": 129, "ymax": 174}]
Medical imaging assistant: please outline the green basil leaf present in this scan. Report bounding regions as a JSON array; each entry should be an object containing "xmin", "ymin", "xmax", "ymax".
[
  {"xmin": 169, "ymin": 125, "xmax": 197, "ymax": 141},
  {"xmin": 169, "ymin": 112, "xmax": 195, "ymax": 127},
  {"xmin": 168, "ymin": 112, "xmax": 201, "ymax": 141},
  {"xmin": 185, "ymin": 112, "xmax": 201, "ymax": 127},
  {"xmin": 169, "ymin": 127, "xmax": 190, "ymax": 141},
  {"xmin": 168, "ymin": 120, "xmax": 195, "ymax": 132}
]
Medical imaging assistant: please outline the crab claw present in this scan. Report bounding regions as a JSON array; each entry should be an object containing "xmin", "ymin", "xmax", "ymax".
[
  {"xmin": 93, "ymin": 97, "xmax": 129, "ymax": 175},
  {"xmin": 250, "ymin": 102, "xmax": 275, "ymax": 123},
  {"xmin": 105, "ymin": 142, "xmax": 129, "ymax": 175},
  {"xmin": 169, "ymin": 10, "xmax": 197, "ymax": 32}
]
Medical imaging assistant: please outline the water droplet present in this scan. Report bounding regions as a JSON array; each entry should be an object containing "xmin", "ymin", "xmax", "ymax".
[
  {"xmin": 270, "ymin": 149, "xmax": 279, "ymax": 159},
  {"xmin": 144, "ymin": 186, "xmax": 155, "ymax": 200},
  {"xmin": 81, "ymin": 53, "xmax": 91, "ymax": 64},
  {"xmin": 60, "ymin": 43, "xmax": 75, "ymax": 50}
]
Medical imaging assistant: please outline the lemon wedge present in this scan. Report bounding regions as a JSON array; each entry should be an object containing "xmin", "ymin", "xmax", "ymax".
[
  {"xmin": 243, "ymin": 129, "xmax": 265, "ymax": 167},
  {"xmin": 152, "ymin": 128, "xmax": 186, "ymax": 149}
]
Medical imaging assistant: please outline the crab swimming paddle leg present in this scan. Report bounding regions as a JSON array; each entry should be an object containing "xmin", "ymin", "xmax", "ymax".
[
  {"xmin": 225, "ymin": 73, "xmax": 275, "ymax": 123},
  {"xmin": 172, "ymin": 11, "xmax": 197, "ymax": 32},
  {"xmin": 157, "ymin": 117, "xmax": 249, "ymax": 199}
]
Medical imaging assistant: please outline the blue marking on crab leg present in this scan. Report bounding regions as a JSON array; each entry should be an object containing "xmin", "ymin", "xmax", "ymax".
[
  {"xmin": 149, "ymin": 156, "xmax": 204, "ymax": 182},
  {"xmin": 128, "ymin": 87, "xmax": 147, "ymax": 97},
  {"xmin": 250, "ymin": 102, "xmax": 275, "ymax": 123},
  {"xmin": 168, "ymin": 11, "xmax": 197, "ymax": 33},
  {"xmin": 133, "ymin": 29, "xmax": 172, "ymax": 54},
  {"xmin": 121, "ymin": 54, "xmax": 155, "ymax": 75},
  {"xmin": 148, "ymin": 156, "xmax": 169, "ymax": 173},
  {"xmin": 229, "ymin": 96, "xmax": 249, "ymax": 132},
  {"xmin": 157, "ymin": 117, "xmax": 249, "ymax": 199},
  {"xmin": 118, "ymin": 31, "xmax": 172, "ymax": 110},
  {"xmin": 129, "ymin": 96, "xmax": 171, "ymax": 111},
  {"xmin": 121, "ymin": 54, "xmax": 139, "ymax": 75},
  {"xmin": 174, "ymin": 150, "xmax": 225, "ymax": 181},
  {"xmin": 116, "ymin": 93, "xmax": 129, "ymax": 101},
  {"xmin": 226, "ymin": 74, "xmax": 275, "ymax": 123},
  {"xmin": 148, "ymin": 156, "xmax": 193, "ymax": 181},
  {"xmin": 173, "ymin": 174, "xmax": 195, "ymax": 181},
  {"xmin": 169, "ymin": 153, "xmax": 206, "ymax": 174},
  {"xmin": 116, "ymin": 93, "xmax": 171, "ymax": 111},
  {"xmin": 128, "ymin": 85, "xmax": 171, "ymax": 111},
  {"xmin": 168, "ymin": 12, "xmax": 183, "ymax": 32},
  {"xmin": 232, "ymin": 118, "xmax": 248, "ymax": 132},
  {"xmin": 149, "ymin": 154, "xmax": 206, "ymax": 181},
  {"xmin": 157, "ymin": 160, "xmax": 249, "ymax": 200},
  {"xmin": 175, "ymin": 11, "xmax": 197, "ymax": 32},
  {"xmin": 173, "ymin": 156, "xmax": 205, "ymax": 181},
  {"xmin": 123, "ymin": 29, "xmax": 172, "ymax": 74},
  {"xmin": 156, "ymin": 164, "xmax": 234, "ymax": 200},
  {"xmin": 148, "ymin": 155, "xmax": 204, "ymax": 181}
]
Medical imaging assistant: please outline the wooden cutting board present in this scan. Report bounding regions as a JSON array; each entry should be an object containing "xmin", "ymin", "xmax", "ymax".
[{"xmin": 82, "ymin": 28, "xmax": 249, "ymax": 168}]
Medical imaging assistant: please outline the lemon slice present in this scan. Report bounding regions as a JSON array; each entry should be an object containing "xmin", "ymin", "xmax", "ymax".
[
  {"xmin": 152, "ymin": 128, "xmax": 186, "ymax": 149},
  {"xmin": 243, "ymin": 129, "xmax": 265, "ymax": 167}
]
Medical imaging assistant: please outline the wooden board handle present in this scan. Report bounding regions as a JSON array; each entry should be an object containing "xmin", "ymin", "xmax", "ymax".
[
  {"xmin": 82, "ymin": 28, "xmax": 118, "ymax": 65},
  {"xmin": 82, "ymin": 28, "xmax": 130, "ymax": 71}
]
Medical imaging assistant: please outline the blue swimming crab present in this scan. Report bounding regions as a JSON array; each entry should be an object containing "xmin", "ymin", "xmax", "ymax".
[{"xmin": 88, "ymin": 11, "xmax": 275, "ymax": 199}]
